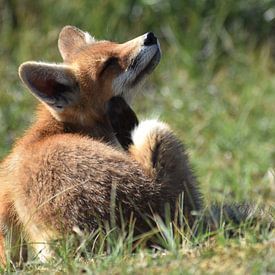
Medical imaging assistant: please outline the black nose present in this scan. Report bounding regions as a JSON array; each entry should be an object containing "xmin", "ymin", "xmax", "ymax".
[{"xmin": 144, "ymin": 32, "xmax": 157, "ymax": 46}]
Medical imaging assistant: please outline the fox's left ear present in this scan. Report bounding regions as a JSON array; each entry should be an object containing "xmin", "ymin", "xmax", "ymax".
[
  {"xmin": 58, "ymin": 25, "xmax": 95, "ymax": 61},
  {"xmin": 19, "ymin": 61, "xmax": 79, "ymax": 111}
]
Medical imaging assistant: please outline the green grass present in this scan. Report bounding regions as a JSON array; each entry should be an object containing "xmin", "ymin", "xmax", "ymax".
[
  {"xmin": 2, "ymin": 220, "xmax": 274, "ymax": 274},
  {"xmin": 0, "ymin": 0, "xmax": 275, "ymax": 273}
]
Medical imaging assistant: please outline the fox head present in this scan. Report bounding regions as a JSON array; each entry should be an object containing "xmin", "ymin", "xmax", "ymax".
[{"xmin": 19, "ymin": 26, "xmax": 161, "ymax": 126}]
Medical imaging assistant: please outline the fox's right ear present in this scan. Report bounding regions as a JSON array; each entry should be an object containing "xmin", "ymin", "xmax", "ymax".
[
  {"xmin": 58, "ymin": 25, "xmax": 95, "ymax": 61},
  {"xmin": 19, "ymin": 61, "xmax": 79, "ymax": 111}
]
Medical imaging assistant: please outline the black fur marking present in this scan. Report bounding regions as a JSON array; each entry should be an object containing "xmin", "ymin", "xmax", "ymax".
[
  {"xmin": 107, "ymin": 96, "xmax": 139, "ymax": 150},
  {"xmin": 100, "ymin": 57, "xmax": 119, "ymax": 76},
  {"xmin": 152, "ymin": 141, "xmax": 160, "ymax": 168}
]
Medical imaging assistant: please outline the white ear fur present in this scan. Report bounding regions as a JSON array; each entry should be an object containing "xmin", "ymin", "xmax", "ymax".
[
  {"xmin": 84, "ymin": 31, "xmax": 95, "ymax": 44},
  {"xmin": 58, "ymin": 25, "xmax": 95, "ymax": 61},
  {"xmin": 19, "ymin": 61, "xmax": 79, "ymax": 111}
]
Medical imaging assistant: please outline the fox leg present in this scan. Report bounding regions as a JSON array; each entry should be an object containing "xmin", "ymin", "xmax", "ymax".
[
  {"xmin": 0, "ymin": 206, "xmax": 28, "ymax": 267},
  {"xmin": 129, "ymin": 119, "xmax": 203, "ymax": 223},
  {"xmin": 0, "ymin": 231, "xmax": 6, "ymax": 267},
  {"xmin": 0, "ymin": 197, "xmax": 10, "ymax": 268},
  {"xmin": 0, "ymin": 200, "xmax": 49, "ymax": 267},
  {"xmin": 13, "ymin": 200, "xmax": 55, "ymax": 263}
]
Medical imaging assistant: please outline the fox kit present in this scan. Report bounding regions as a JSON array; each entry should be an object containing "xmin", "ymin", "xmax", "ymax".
[
  {"xmin": 0, "ymin": 26, "xmax": 202, "ymax": 266},
  {"xmin": 1, "ymin": 26, "xmax": 272, "ymax": 267}
]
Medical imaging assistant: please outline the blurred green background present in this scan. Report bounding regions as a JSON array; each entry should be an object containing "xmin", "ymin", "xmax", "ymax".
[{"xmin": 0, "ymin": 0, "xmax": 275, "ymax": 204}]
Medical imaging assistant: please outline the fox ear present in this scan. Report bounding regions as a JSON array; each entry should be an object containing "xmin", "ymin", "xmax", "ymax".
[
  {"xmin": 19, "ymin": 61, "xmax": 79, "ymax": 111},
  {"xmin": 58, "ymin": 25, "xmax": 95, "ymax": 61}
]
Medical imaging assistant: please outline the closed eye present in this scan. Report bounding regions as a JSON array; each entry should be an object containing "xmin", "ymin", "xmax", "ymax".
[{"xmin": 100, "ymin": 57, "xmax": 118, "ymax": 75}]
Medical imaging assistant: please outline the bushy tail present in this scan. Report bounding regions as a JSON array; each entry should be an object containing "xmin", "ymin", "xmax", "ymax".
[
  {"xmin": 129, "ymin": 119, "xmax": 203, "ymax": 224},
  {"xmin": 202, "ymin": 203, "xmax": 274, "ymax": 232},
  {"xmin": 107, "ymin": 99, "xmax": 274, "ymax": 233}
]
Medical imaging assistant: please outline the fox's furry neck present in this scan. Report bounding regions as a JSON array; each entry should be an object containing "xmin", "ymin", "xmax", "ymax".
[{"xmin": 17, "ymin": 104, "xmax": 120, "ymax": 149}]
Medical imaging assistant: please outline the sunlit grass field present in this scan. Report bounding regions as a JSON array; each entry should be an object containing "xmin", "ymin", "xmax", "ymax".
[{"xmin": 0, "ymin": 0, "xmax": 274, "ymax": 273}]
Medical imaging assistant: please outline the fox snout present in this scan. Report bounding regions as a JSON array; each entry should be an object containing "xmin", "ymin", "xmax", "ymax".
[
  {"xmin": 113, "ymin": 32, "xmax": 161, "ymax": 101},
  {"xmin": 143, "ymin": 32, "xmax": 158, "ymax": 46}
]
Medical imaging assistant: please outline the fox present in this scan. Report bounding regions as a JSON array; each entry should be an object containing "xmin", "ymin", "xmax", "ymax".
[
  {"xmin": 0, "ymin": 26, "xmax": 202, "ymax": 266},
  {"xmin": 0, "ymin": 26, "xmax": 272, "ymax": 268}
]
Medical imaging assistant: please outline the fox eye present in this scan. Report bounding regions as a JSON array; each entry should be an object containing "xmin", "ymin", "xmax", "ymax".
[{"xmin": 100, "ymin": 57, "xmax": 118, "ymax": 75}]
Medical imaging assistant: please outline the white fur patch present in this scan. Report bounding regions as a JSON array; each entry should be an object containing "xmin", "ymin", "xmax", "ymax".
[
  {"xmin": 35, "ymin": 243, "xmax": 52, "ymax": 263},
  {"xmin": 84, "ymin": 32, "xmax": 96, "ymax": 44},
  {"xmin": 131, "ymin": 119, "xmax": 169, "ymax": 149}
]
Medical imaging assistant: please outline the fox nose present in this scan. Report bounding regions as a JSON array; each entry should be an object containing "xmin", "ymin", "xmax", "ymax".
[{"xmin": 143, "ymin": 32, "xmax": 157, "ymax": 46}]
